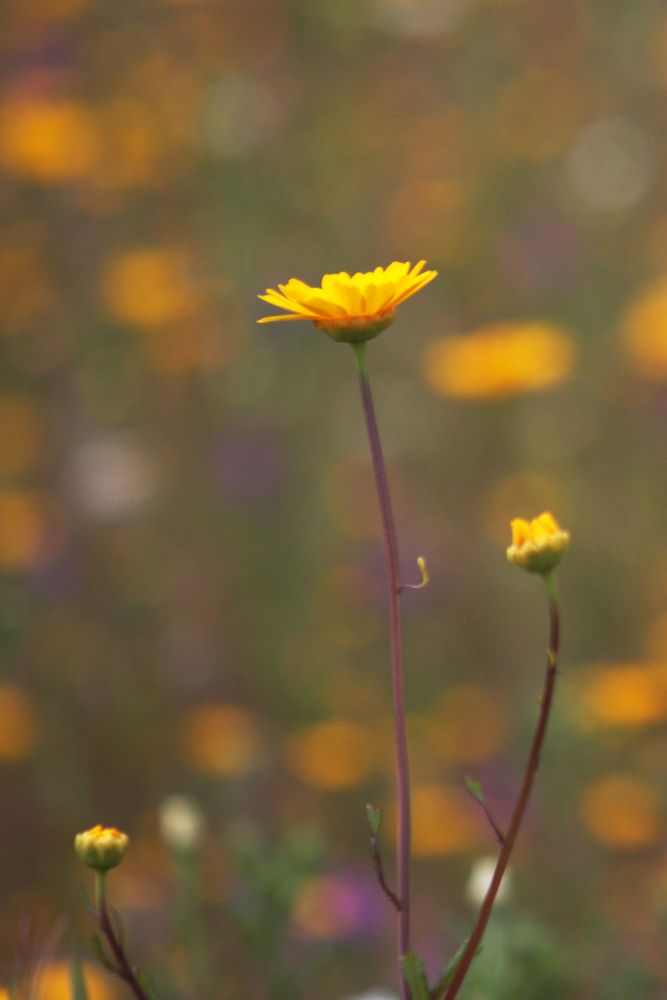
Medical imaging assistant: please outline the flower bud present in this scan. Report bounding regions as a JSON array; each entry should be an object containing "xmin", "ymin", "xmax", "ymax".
[
  {"xmin": 506, "ymin": 511, "xmax": 570, "ymax": 574},
  {"xmin": 74, "ymin": 825, "xmax": 129, "ymax": 872}
]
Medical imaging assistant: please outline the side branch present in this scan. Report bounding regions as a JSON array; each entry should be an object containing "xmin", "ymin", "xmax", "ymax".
[{"xmin": 441, "ymin": 575, "xmax": 561, "ymax": 1000}]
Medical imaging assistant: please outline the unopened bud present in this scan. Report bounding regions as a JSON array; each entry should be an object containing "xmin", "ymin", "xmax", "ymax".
[
  {"xmin": 75, "ymin": 825, "xmax": 129, "ymax": 872},
  {"xmin": 506, "ymin": 511, "xmax": 570, "ymax": 575}
]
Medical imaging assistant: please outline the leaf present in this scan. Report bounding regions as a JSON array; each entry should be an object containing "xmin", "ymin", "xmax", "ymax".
[
  {"xmin": 137, "ymin": 970, "xmax": 160, "ymax": 1000},
  {"xmin": 465, "ymin": 775, "xmax": 485, "ymax": 804},
  {"xmin": 430, "ymin": 939, "xmax": 482, "ymax": 1000},
  {"xmin": 91, "ymin": 933, "xmax": 118, "ymax": 976},
  {"xmin": 401, "ymin": 949, "xmax": 430, "ymax": 1000}
]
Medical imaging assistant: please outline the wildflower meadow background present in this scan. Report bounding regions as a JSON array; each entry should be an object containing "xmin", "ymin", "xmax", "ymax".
[{"xmin": 2, "ymin": 0, "xmax": 667, "ymax": 997}]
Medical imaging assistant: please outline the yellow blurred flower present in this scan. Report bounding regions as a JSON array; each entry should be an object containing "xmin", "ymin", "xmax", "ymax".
[
  {"xmin": 621, "ymin": 277, "xmax": 667, "ymax": 380},
  {"xmin": 258, "ymin": 261, "xmax": 437, "ymax": 343},
  {"xmin": 284, "ymin": 718, "xmax": 375, "ymax": 789},
  {"xmin": 411, "ymin": 782, "xmax": 482, "ymax": 857},
  {"xmin": 506, "ymin": 511, "xmax": 570, "ymax": 574},
  {"xmin": 101, "ymin": 248, "xmax": 197, "ymax": 328},
  {"xmin": 182, "ymin": 704, "xmax": 262, "ymax": 776},
  {"xmin": 0, "ymin": 98, "xmax": 100, "ymax": 182},
  {"xmin": 578, "ymin": 663, "xmax": 667, "ymax": 728},
  {"xmin": 32, "ymin": 960, "xmax": 115, "ymax": 1000},
  {"xmin": 580, "ymin": 775, "xmax": 663, "ymax": 850},
  {"xmin": 422, "ymin": 321, "xmax": 575, "ymax": 399}
]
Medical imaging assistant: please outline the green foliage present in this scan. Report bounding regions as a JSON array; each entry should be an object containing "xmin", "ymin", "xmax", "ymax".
[
  {"xmin": 401, "ymin": 950, "xmax": 430, "ymax": 1000},
  {"xmin": 457, "ymin": 915, "xmax": 571, "ymax": 1000},
  {"xmin": 430, "ymin": 938, "xmax": 474, "ymax": 1000}
]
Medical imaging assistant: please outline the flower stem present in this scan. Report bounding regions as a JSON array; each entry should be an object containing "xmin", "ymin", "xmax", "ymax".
[
  {"xmin": 441, "ymin": 572, "xmax": 561, "ymax": 1000},
  {"xmin": 353, "ymin": 342, "xmax": 411, "ymax": 1000},
  {"xmin": 94, "ymin": 872, "xmax": 151, "ymax": 1000}
]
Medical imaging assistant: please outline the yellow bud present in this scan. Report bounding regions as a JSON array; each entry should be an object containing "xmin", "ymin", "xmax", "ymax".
[
  {"xmin": 506, "ymin": 511, "xmax": 570, "ymax": 574},
  {"xmin": 74, "ymin": 824, "xmax": 129, "ymax": 872}
]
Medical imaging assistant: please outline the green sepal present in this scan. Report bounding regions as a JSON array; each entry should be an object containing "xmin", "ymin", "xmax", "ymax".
[{"xmin": 401, "ymin": 949, "xmax": 431, "ymax": 1000}]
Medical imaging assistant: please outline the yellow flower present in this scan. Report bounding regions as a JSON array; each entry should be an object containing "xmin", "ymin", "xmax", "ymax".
[
  {"xmin": 257, "ymin": 261, "xmax": 437, "ymax": 343},
  {"xmin": 75, "ymin": 824, "xmax": 129, "ymax": 872},
  {"xmin": 506, "ymin": 511, "xmax": 570, "ymax": 574}
]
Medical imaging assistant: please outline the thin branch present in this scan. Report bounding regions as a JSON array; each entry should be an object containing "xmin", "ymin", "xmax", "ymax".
[{"xmin": 441, "ymin": 573, "xmax": 561, "ymax": 1000}]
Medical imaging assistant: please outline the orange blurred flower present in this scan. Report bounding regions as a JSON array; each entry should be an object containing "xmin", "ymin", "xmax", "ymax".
[
  {"xmin": 182, "ymin": 704, "xmax": 262, "ymax": 776},
  {"xmin": 410, "ymin": 782, "xmax": 482, "ymax": 857},
  {"xmin": 580, "ymin": 774, "xmax": 663, "ymax": 850},
  {"xmin": 0, "ymin": 98, "xmax": 100, "ymax": 182},
  {"xmin": 101, "ymin": 248, "xmax": 198, "ymax": 328},
  {"xmin": 0, "ymin": 489, "xmax": 46, "ymax": 571},
  {"xmin": 0, "ymin": 685, "xmax": 39, "ymax": 760},
  {"xmin": 578, "ymin": 663, "xmax": 667, "ymax": 728},
  {"xmin": 284, "ymin": 718, "xmax": 376, "ymax": 789}
]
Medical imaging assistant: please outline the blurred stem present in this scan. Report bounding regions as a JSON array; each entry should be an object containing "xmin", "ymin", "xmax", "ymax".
[
  {"xmin": 441, "ymin": 572, "xmax": 561, "ymax": 1000},
  {"xmin": 94, "ymin": 872, "xmax": 150, "ymax": 1000},
  {"xmin": 352, "ymin": 342, "xmax": 411, "ymax": 1000}
]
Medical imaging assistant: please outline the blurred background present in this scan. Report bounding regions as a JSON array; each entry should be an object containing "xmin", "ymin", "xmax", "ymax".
[{"xmin": 2, "ymin": 0, "xmax": 667, "ymax": 996}]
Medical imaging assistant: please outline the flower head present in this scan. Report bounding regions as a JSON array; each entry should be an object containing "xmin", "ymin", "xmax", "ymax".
[
  {"xmin": 257, "ymin": 261, "xmax": 437, "ymax": 343},
  {"xmin": 74, "ymin": 824, "xmax": 129, "ymax": 872},
  {"xmin": 506, "ymin": 511, "xmax": 570, "ymax": 574}
]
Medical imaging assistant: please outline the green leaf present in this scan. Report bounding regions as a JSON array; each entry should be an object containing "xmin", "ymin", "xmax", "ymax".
[
  {"xmin": 431, "ymin": 939, "xmax": 483, "ymax": 1000},
  {"xmin": 91, "ymin": 933, "xmax": 117, "ymax": 976},
  {"xmin": 137, "ymin": 970, "xmax": 160, "ymax": 999},
  {"xmin": 465, "ymin": 775, "xmax": 485, "ymax": 804},
  {"xmin": 401, "ymin": 949, "xmax": 430, "ymax": 1000},
  {"xmin": 70, "ymin": 956, "xmax": 90, "ymax": 1000},
  {"xmin": 366, "ymin": 803, "xmax": 382, "ymax": 836}
]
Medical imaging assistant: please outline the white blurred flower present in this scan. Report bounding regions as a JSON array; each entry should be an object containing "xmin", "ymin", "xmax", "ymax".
[
  {"xmin": 341, "ymin": 993, "xmax": 398, "ymax": 1000},
  {"xmin": 159, "ymin": 795, "xmax": 205, "ymax": 852},
  {"xmin": 372, "ymin": 0, "xmax": 476, "ymax": 38},
  {"xmin": 565, "ymin": 116, "xmax": 655, "ymax": 213},
  {"xmin": 202, "ymin": 74, "xmax": 284, "ymax": 159},
  {"xmin": 66, "ymin": 436, "xmax": 157, "ymax": 520},
  {"xmin": 466, "ymin": 855, "xmax": 512, "ymax": 908}
]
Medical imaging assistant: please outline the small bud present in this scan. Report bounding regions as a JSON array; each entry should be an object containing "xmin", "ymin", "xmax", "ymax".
[
  {"xmin": 366, "ymin": 803, "xmax": 382, "ymax": 836},
  {"xmin": 75, "ymin": 825, "xmax": 129, "ymax": 872},
  {"xmin": 506, "ymin": 511, "xmax": 570, "ymax": 574}
]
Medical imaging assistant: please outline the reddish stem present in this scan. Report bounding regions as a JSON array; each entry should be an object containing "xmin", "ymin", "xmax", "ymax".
[
  {"xmin": 353, "ymin": 343, "xmax": 411, "ymax": 1000},
  {"xmin": 442, "ymin": 575, "xmax": 561, "ymax": 1000}
]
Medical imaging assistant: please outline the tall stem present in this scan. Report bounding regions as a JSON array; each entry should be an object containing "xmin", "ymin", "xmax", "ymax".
[
  {"xmin": 442, "ymin": 573, "xmax": 561, "ymax": 1000},
  {"xmin": 95, "ymin": 871, "xmax": 150, "ymax": 1000},
  {"xmin": 353, "ymin": 342, "xmax": 411, "ymax": 1000}
]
